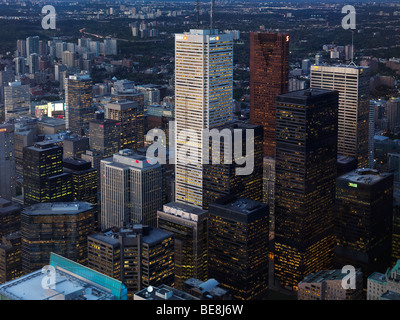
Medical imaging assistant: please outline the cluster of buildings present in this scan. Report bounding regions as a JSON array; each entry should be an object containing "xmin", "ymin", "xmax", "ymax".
[{"xmin": 0, "ymin": 19, "xmax": 400, "ymax": 301}]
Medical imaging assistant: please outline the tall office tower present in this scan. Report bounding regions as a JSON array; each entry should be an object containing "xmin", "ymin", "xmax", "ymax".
[
  {"xmin": 202, "ymin": 121, "xmax": 263, "ymax": 210},
  {"xmin": 263, "ymin": 156, "xmax": 275, "ymax": 238},
  {"xmin": 157, "ymin": 202, "xmax": 208, "ymax": 289},
  {"xmin": 0, "ymin": 253, "xmax": 128, "ymax": 300},
  {"xmin": 62, "ymin": 51, "xmax": 76, "ymax": 68},
  {"xmin": 81, "ymin": 149, "xmax": 102, "ymax": 174},
  {"xmin": 65, "ymin": 74, "xmax": 95, "ymax": 136},
  {"xmin": 55, "ymin": 41, "xmax": 67, "ymax": 59},
  {"xmin": 105, "ymin": 100, "xmax": 144, "ymax": 151},
  {"xmin": 4, "ymin": 81, "xmax": 31, "ymax": 121},
  {"xmin": 28, "ymin": 53, "xmax": 39, "ymax": 74},
  {"xmin": 298, "ymin": 269, "xmax": 363, "ymax": 300},
  {"xmin": 174, "ymin": 29, "xmax": 233, "ymax": 208},
  {"xmin": 63, "ymin": 159, "xmax": 98, "ymax": 227},
  {"xmin": 0, "ymin": 232, "xmax": 22, "ymax": 284},
  {"xmin": 0, "ymin": 70, "xmax": 15, "ymax": 106},
  {"xmin": 208, "ymin": 196, "xmax": 269, "ymax": 300},
  {"xmin": 0, "ymin": 124, "xmax": 16, "ymax": 201},
  {"xmin": 310, "ymin": 65, "xmax": 370, "ymax": 168},
  {"xmin": 14, "ymin": 57, "xmax": 26, "ymax": 76},
  {"xmin": 21, "ymin": 202, "xmax": 95, "ymax": 273},
  {"xmin": 0, "ymin": 199, "xmax": 20, "ymax": 239},
  {"xmin": 315, "ymin": 53, "xmax": 323, "ymax": 66},
  {"xmin": 100, "ymin": 150, "xmax": 162, "ymax": 230},
  {"xmin": 23, "ymin": 142, "xmax": 65, "ymax": 205},
  {"xmin": 87, "ymin": 224, "xmax": 174, "ymax": 299},
  {"xmin": 386, "ymin": 97, "xmax": 400, "ymax": 131},
  {"xmin": 103, "ymin": 38, "xmax": 117, "ymax": 56},
  {"xmin": 89, "ymin": 119, "xmax": 121, "ymax": 158},
  {"xmin": 14, "ymin": 123, "xmax": 36, "ymax": 175},
  {"xmin": 274, "ymin": 89, "xmax": 339, "ymax": 291},
  {"xmin": 367, "ymin": 260, "xmax": 400, "ymax": 300},
  {"xmin": 368, "ymin": 102, "xmax": 376, "ymax": 168},
  {"xmin": 38, "ymin": 40, "xmax": 48, "ymax": 56},
  {"xmin": 335, "ymin": 169, "xmax": 394, "ymax": 284},
  {"xmin": 16, "ymin": 39, "xmax": 26, "ymax": 57},
  {"xmin": 63, "ymin": 135, "xmax": 90, "ymax": 159},
  {"xmin": 302, "ymin": 59, "xmax": 311, "ymax": 76},
  {"xmin": 25, "ymin": 36, "xmax": 39, "ymax": 57},
  {"xmin": 249, "ymin": 32, "xmax": 289, "ymax": 158}
]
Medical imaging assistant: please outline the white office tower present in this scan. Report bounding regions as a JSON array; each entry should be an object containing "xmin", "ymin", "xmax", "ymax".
[
  {"xmin": 0, "ymin": 124, "xmax": 16, "ymax": 200},
  {"xmin": 310, "ymin": 65, "xmax": 370, "ymax": 168},
  {"xmin": 100, "ymin": 149, "xmax": 162, "ymax": 230},
  {"xmin": 174, "ymin": 29, "xmax": 233, "ymax": 208},
  {"xmin": 4, "ymin": 81, "xmax": 31, "ymax": 121}
]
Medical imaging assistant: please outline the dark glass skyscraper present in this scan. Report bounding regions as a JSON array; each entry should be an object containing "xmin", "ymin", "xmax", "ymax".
[
  {"xmin": 273, "ymin": 88, "xmax": 339, "ymax": 291},
  {"xmin": 202, "ymin": 121, "xmax": 263, "ymax": 210},
  {"xmin": 335, "ymin": 169, "xmax": 394, "ymax": 283},
  {"xmin": 23, "ymin": 142, "xmax": 72, "ymax": 205},
  {"xmin": 65, "ymin": 74, "xmax": 95, "ymax": 136},
  {"xmin": 249, "ymin": 32, "xmax": 289, "ymax": 157},
  {"xmin": 89, "ymin": 119, "xmax": 121, "ymax": 158},
  {"xmin": 208, "ymin": 196, "xmax": 269, "ymax": 300}
]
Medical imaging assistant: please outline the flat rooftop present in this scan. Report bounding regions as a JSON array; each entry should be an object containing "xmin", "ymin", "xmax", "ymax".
[
  {"xmin": 339, "ymin": 168, "xmax": 392, "ymax": 185},
  {"xmin": 300, "ymin": 269, "xmax": 362, "ymax": 284},
  {"xmin": 22, "ymin": 202, "xmax": 93, "ymax": 216},
  {"xmin": 0, "ymin": 266, "xmax": 114, "ymax": 300},
  {"xmin": 135, "ymin": 284, "xmax": 199, "ymax": 301}
]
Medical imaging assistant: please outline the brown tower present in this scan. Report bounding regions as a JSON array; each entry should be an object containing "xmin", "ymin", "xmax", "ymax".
[{"xmin": 250, "ymin": 32, "xmax": 289, "ymax": 157}]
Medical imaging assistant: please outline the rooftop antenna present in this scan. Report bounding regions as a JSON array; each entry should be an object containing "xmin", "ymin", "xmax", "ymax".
[
  {"xmin": 349, "ymin": 30, "xmax": 357, "ymax": 67},
  {"xmin": 210, "ymin": 0, "xmax": 214, "ymax": 32}
]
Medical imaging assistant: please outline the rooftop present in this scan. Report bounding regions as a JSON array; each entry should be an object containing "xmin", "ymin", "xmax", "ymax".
[
  {"xmin": 22, "ymin": 202, "xmax": 93, "ymax": 216},
  {"xmin": 301, "ymin": 269, "xmax": 362, "ymax": 284},
  {"xmin": 135, "ymin": 284, "xmax": 199, "ymax": 301},
  {"xmin": 339, "ymin": 168, "xmax": 392, "ymax": 186},
  {"xmin": 161, "ymin": 201, "xmax": 208, "ymax": 222}
]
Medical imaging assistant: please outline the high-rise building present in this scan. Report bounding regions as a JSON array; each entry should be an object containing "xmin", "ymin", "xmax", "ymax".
[
  {"xmin": 88, "ymin": 224, "xmax": 174, "ymax": 299},
  {"xmin": 63, "ymin": 135, "xmax": 90, "ymax": 159},
  {"xmin": 89, "ymin": 119, "xmax": 121, "ymax": 158},
  {"xmin": 100, "ymin": 150, "xmax": 162, "ymax": 229},
  {"xmin": 21, "ymin": 202, "xmax": 95, "ymax": 273},
  {"xmin": 249, "ymin": 32, "xmax": 289, "ymax": 158},
  {"xmin": 0, "ymin": 70, "xmax": 15, "ymax": 106},
  {"xmin": 23, "ymin": 142, "xmax": 70, "ymax": 205},
  {"xmin": 65, "ymin": 74, "xmax": 95, "ymax": 136},
  {"xmin": 208, "ymin": 196, "xmax": 269, "ymax": 300},
  {"xmin": 298, "ymin": 269, "xmax": 363, "ymax": 300},
  {"xmin": 202, "ymin": 121, "xmax": 263, "ymax": 210},
  {"xmin": 367, "ymin": 260, "xmax": 400, "ymax": 300},
  {"xmin": 335, "ymin": 169, "xmax": 394, "ymax": 284},
  {"xmin": 28, "ymin": 53, "xmax": 39, "ymax": 74},
  {"xmin": 4, "ymin": 81, "xmax": 31, "ymax": 121},
  {"xmin": 274, "ymin": 88, "xmax": 339, "ymax": 291},
  {"xmin": 16, "ymin": 39, "xmax": 26, "ymax": 57},
  {"xmin": 0, "ymin": 252, "xmax": 127, "ymax": 300},
  {"xmin": 0, "ymin": 124, "xmax": 16, "ymax": 201},
  {"xmin": 14, "ymin": 57, "xmax": 26, "ymax": 76},
  {"xmin": 386, "ymin": 97, "xmax": 400, "ymax": 131},
  {"xmin": 63, "ymin": 158, "xmax": 98, "ymax": 228},
  {"xmin": 310, "ymin": 65, "xmax": 370, "ymax": 167},
  {"xmin": 0, "ymin": 232, "xmax": 22, "ymax": 284},
  {"xmin": 0, "ymin": 198, "xmax": 20, "ymax": 239},
  {"xmin": 393, "ymin": 190, "xmax": 400, "ymax": 265},
  {"xmin": 174, "ymin": 29, "xmax": 233, "ymax": 208},
  {"xmin": 25, "ymin": 36, "xmax": 39, "ymax": 57},
  {"xmin": 105, "ymin": 100, "xmax": 144, "ymax": 151},
  {"xmin": 157, "ymin": 202, "xmax": 208, "ymax": 289},
  {"xmin": 263, "ymin": 156, "xmax": 276, "ymax": 239}
]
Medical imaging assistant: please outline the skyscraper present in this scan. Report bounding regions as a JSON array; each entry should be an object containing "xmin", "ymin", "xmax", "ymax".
[
  {"xmin": 88, "ymin": 224, "xmax": 174, "ymax": 299},
  {"xmin": 4, "ymin": 81, "xmax": 31, "ymax": 121},
  {"xmin": 273, "ymin": 88, "xmax": 339, "ymax": 291},
  {"xmin": 310, "ymin": 65, "xmax": 370, "ymax": 167},
  {"xmin": 89, "ymin": 119, "xmax": 121, "ymax": 158},
  {"xmin": 65, "ymin": 74, "xmax": 95, "ymax": 136},
  {"xmin": 174, "ymin": 29, "xmax": 233, "ymax": 208},
  {"xmin": 23, "ymin": 142, "xmax": 70, "ymax": 205},
  {"xmin": 208, "ymin": 196, "xmax": 269, "ymax": 300},
  {"xmin": 249, "ymin": 32, "xmax": 289, "ymax": 158},
  {"xmin": 28, "ymin": 53, "xmax": 39, "ymax": 74},
  {"xmin": 202, "ymin": 121, "xmax": 263, "ymax": 210},
  {"xmin": 157, "ymin": 202, "xmax": 208, "ymax": 289},
  {"xmin": 25, "ymin": 36, "xmax": 39, "ymax": 58},
  {"xmin": 100, "ymin": 149, "xmax": 162, "ymax": 230},
  {"xmin": 335, "ymin": 169, "xmax": 394, "ymax": 283},
  {"xmin": 0, "ymin": 124, "xmax": 16, "ymax": 201},
  {"xmin": 21, "ymin": 202, "xmax": 95, "ymax": 273},
  {"xmin": 105, "ymin": 100, "xmax": 144, "ymax": 151}
]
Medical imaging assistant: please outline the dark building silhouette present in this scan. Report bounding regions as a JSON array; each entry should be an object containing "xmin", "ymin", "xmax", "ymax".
[
  {"xmin": 249, "ymin": 32, "xmax": 289, "ymax": 157},
  {"xmin": 273, "ymin": 88, "xmax": 339, "ymax": 291}
]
